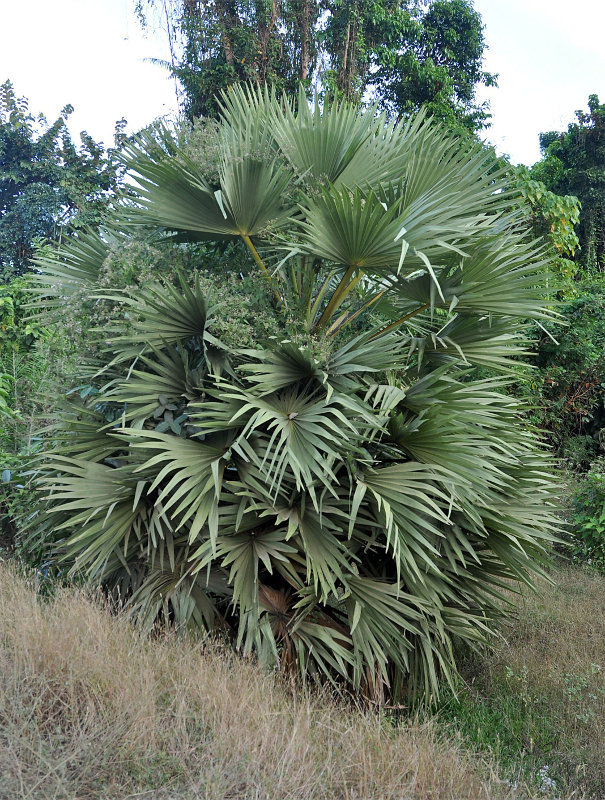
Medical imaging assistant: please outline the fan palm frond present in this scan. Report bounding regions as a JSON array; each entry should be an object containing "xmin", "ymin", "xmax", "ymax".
[{"xmin": 272, "ymin": 86, "xmax": 377, "ymax": 185}]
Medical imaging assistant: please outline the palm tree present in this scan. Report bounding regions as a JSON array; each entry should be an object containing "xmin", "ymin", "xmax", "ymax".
[{"xmin": 30, "ymin": 86, "xmax": 558, "ymax": 702}]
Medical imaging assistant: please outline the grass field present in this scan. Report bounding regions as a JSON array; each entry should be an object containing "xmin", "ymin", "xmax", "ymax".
[
  {"xmin": 434, "ymin": 563, "xmax": 605, "ymax": 799},
  {"xmin": 1, "ymin": 559, "xmax": 602, "ymax": 799}
]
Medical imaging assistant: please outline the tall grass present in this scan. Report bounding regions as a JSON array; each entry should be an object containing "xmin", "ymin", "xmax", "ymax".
[
  {"xmin": 437, "ymin": 564, "xmax": 605, "ymax": 798},
  {"xmin": 0, "ymin": 562, "xmax": 518, "ymax": 800}
]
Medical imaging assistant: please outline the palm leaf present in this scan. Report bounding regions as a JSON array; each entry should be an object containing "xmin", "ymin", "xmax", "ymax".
[
  {"xmin": 123, "ymin": 429, "xmax": 226, "ymax": 546},
  {"xmin": 272, "ymin": 86, "xmax": 376, "ymax": 185},
  {"xmin": 30, "ymin": 227, "xmax": 114, "ymax": 306},
  {"xmin": 292, "ymin": 185, "xmax": 409, "ymax": 273}
]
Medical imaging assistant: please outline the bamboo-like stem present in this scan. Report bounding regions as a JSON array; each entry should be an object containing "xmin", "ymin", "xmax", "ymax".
[
  {"xmin": 308, "ymin": 269, "xmax": 335, "ymax": 323},
  {"xmin": 241, "ymin": 234, "xmax": 282, "ymax": 304},
  {"xmin": 326, "ymin": 290, "xmax": 386, "ymax": 337},
  {"xmin": 314, "ymin": 265, "xmax": 363, "ymax": 331},
  {"xmin": 370, "ymin": 302, "xmax": 430, "ymax": 339}
]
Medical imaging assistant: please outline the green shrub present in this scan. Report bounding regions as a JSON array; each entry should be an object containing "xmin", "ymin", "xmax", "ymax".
[
  {"xmin": 571, "ymin": 458, "xmax": 605, "ymax": 571},
  {"xmin": 26, "ymin": 86, "xmax": 559, "ymax": 704},
  {"xmin": 526, "ymin": 279, "xmax": 605, "ymax": 467}
]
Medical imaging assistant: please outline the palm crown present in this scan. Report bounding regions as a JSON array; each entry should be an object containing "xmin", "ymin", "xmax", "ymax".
[{"xmin": 31, "ymin": 85, "xmax": 558, "ymax": 702}]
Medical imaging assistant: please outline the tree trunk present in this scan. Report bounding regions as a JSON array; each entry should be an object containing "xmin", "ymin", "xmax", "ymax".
[{"xmin": 299, "ymin": 0, "xmax": 312, "ymax": 80}]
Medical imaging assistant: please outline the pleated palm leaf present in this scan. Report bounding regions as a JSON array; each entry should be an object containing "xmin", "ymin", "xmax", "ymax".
[{"xmin": 29, "ymin": 85, "xmax": 559, "ymax": 703}]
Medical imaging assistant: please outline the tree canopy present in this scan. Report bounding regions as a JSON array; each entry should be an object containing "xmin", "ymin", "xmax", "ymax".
[
  {"xmin": 531, "ymin": 94, "xmax": 605, "ymax": 274},
  {"xmin": 137, "ymin": 0, "xmax": 495, "ymax": 132},
  {"xmin": 0, "ymin": 81, "xmax": 124, "ymax": 280}
]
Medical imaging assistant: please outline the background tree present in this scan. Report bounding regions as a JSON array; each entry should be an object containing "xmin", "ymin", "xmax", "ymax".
[
  {"xmin": 515, "ymin": 97, "xmax": 605, "ymax": 470},
  {"xmin": 138, "ymin": 0, "xmax": 321, "ymax": 119},
  {"xmin": 0, "ymin": 81, "xmax": 130, "ymax": 552},
  {"xmin": 322, "ymin": 0, "xmax": 495, "ymax": 131},
  {"xmin": 531, "ymin": 94, "xmax": 605, "ymax": 274},
  {"xmin": 137, "ymin": 0, "xmax": 495, "ymax": 131},
  {"xmin": 0, "ymin": 80, "xmax": 125, "ymax": 280},
  {"xmin": 531, "ymin": 284, "xmax": 605, "ymax": 470}
]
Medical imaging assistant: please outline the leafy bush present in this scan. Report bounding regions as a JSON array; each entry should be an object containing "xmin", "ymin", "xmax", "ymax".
[
  {"xmin": 571, "ymin": 458, "xmax": 605, "ymax": 571},
  {"xmin": 523, "ymin": 279, "xmax": 605, "ymax": 468},
  {"xmin": 513, "ymin": 165, "xmax": 580, "ymax": 282},
  {"xmin": 509, "ymin": 168, "xmax": 603, "ymax": 471},
  {"xmin": 560, "ymin": 435, "xmax": 601, "ymax": 473},
  {"xmin": 26, "ymin": 86, "xmax": 559, "ymax": 703},
  {"xmin": 0, "ymin": 276, "xmax": 52, "ymax": 552}
]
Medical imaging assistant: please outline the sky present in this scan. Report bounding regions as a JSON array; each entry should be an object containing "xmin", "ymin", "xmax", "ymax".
[
  {"xmin": 1, "ymin": 0, "xmax": 604, "ymax": 166},
  {"xmin": 473, "ymin": 0, "xmax": 605, "ymax": 163}
]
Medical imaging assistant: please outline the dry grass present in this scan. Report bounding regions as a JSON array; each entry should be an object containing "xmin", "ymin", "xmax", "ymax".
[
  {"xmin": 0, "ymin": 561, "xmax": 520, "ymax": 800},
  {"xmin": 504, "ymin": 564, "xmax": 605, "ymax": 682}
]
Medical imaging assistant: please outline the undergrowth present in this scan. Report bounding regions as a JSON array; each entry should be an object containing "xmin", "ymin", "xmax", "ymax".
[
  {"xmin": 1, "ymin": 558, "xmax": 601, "ymax": 798},
  {"xmin": 433, "ymin": 564, "xmax": 605, "ymax": 799}
]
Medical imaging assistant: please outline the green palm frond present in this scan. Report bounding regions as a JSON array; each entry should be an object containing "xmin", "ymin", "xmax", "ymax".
[
  {"xmin": 271, "ymin": 86, "xmax": 377, "ymax": 185},
  {"xmin": 344, "ymin": 575, "xmax": 428, "ymax": 685},
  {"xmin": 105, "ymin": 346, "xmax": 200, "ymax": 425},
  {"xmin": 47, "ymin": 404, "xmax": 126, "ymax": 462},
  {"xmin": 38, "ymin": 457, "xmax": 151, "ymax": 578},
  {"xmin": 101, "ymin": 271, "xmax": 230, "ymax": 376},
  {"xmin": 217, "ymin": 82, "xmax": 279, "ymax": 142},
  {"xmin": 129, "ymin": 566, "xmax": 223, "ymax": 632},
  {"xmin": 217, "ymin": 93, "xmax": 294, "ymax": 236},
  {"xmin": 324, "ymin": 331, "xmax": 409, "ymax": 387},
  {"xmin": 239, "ymin": 342, "xmax": 325, "ymax": 395},
  {"xmin": 238, "ymin": 332, "xmax": 409, "ymax": 397},
  {"xmin": 195, "ymin": 384, "xmax": 360, "ymax": 498},
  {"xmin": 123, "ymin": 271, "xmax": 211, "ymax": 343},
  {"xmin": 120, "ymin": 126, "xmax": 241, "ymax": 239},
  {"xmin": 335, "ymin": 111, "xmax": 424, "ymax": 190},
  {"xmin": 293, "ymin": 185, "xmax": 408, "ymax": 271},
  {"xmin": 353, "ymin": 463, "xmax": 458, "ymax": 579},
  {"xmin": 295, "ymin": 508, "xmax": 354, "ymax": 602},
  {"xmin": 393, "ymin": 126, "xmax": 510, "ymax": 253},
  {"xmin": 219, "ymin": 153, "xmax": 293, "ymax": 237},
  {"xmin": 408, "ymin": 315, "xmax": 532, "ymax": 372},
  {"xmin": 122, "ymin": 120, "xmax": 294, "ymax": 244},
  {"xmin": 31, "ymin": 227, "xmax": 114, "ymax": 304},
  {"xmin": 123, "ymin": 429, "xmax": 227, "ymax": 547},
  {"xmin": 386, "ymin": 234, "xmax": 555, "ymax": 320}
]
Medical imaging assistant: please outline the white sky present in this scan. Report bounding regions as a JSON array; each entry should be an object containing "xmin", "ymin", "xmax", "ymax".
[
  {"xmin": 1, "ymin": 0, "xmax": 604, "ymax": 165},
  {"xmin": 473, "ymin": 0, "xmax": 605, "ymax": 163},
  {"xmin": 0, "ymin": 0, "xmax": 176, "ymax": 146}
]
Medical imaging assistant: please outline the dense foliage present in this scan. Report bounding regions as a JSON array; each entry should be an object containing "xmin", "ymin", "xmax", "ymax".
[
  {"xmin": 529, "ymin": 283, "xmax": 605, "ymax": 470},
  {"xmin": 28, "ymin": 87, "xmax": 557, "ymax": 702},
  {"xmin": 518, "ymin": 97, "xmax": 605, "ymax": 472},
  {"xmin": 0, "ymin": 80, "xmax": 124, "ymax": 280},
  {"xmin": 570, "ymin": 458, "xmax": 605, "ymax": 572},
  {"xmin": 532, "ymin": 95, "xmax": 605, "ymax": 274},
  {"xmin": 137, "ymin": 0, "xmax": 495, "ymax": 131},
  {"xmin": 0, "ymin": 275, "xmax": 61, "ymax": 550},
  {"xmin": 514, "ymin": 165, "xmax": 580, "ymax": 282},
  {"xmin": 0, "ymin": 80, "xmax": 132, "ymax": 547}
]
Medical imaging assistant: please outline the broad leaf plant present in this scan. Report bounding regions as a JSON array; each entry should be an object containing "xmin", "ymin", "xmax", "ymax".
[{"xmin": 29, "ymin": 86, "xmax": 559, "ymax": 703}]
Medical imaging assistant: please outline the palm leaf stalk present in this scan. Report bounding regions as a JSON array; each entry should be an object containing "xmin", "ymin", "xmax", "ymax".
[{"xmin": 27, "ymin": 85, "xmax": 559, "ymax": 704}]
